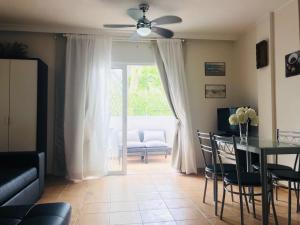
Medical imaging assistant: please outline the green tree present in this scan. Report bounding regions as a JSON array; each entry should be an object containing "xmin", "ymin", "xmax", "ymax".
[
  {"xmin": 110, "ymin": 66, "xmax": 172, "ymax": 116},
  {"xmin": 127, "ymin": 66, "xmax": 172, "ymax": 116}
]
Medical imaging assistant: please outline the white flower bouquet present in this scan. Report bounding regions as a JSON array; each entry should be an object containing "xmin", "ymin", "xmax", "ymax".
[
  {"xmin": 228, "ymin": 107, "xmax": 258, "ymax": 142},
  {"xmin": 228, "ymin": 107, "xmax": 258, "ymax": 126}
]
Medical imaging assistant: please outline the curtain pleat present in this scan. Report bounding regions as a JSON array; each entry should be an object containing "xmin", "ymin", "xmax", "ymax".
[
  {"xmin": 154, "ymin": 39, "xmax": 197, "ymax": 174},
  {"xmin": 64, "ymin": 35, "xmax": 112, "ymax": 181}
]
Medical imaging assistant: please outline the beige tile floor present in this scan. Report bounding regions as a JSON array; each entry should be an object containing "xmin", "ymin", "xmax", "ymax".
[{"xmin": 39, "ymin": 156, "xmax": 300, "ymax": 225}]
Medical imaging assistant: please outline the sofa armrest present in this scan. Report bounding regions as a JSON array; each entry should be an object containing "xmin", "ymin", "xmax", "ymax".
[{"xmin": 0, "ymin": 151, "xmax": 45, "ymax": 196}]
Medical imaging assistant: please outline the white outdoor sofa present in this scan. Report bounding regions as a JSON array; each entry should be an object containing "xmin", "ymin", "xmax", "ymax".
[{"xmin": 119, "ymin": 129, "xmax": 171, "ymax": 163}]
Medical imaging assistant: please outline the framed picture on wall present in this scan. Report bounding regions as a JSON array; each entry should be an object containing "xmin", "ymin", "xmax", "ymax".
[
  {"xmin": 205, "ymin": 62, "xmax": 226, "ymax": 76},
  {"xmin": 205, "ymin": 84, "xmax": 226, "ymax": 98},
  {"xmin": 285, "ymin": 50, "xmax": 300, "ymax": 77}
]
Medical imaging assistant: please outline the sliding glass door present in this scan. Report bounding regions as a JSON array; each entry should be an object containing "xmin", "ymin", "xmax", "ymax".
[
  {"xmin": 107, "ymin": 67, "xmax": 127, "ymax": 174},
  {"xmin": 107, "ymin": 64, "xmax": 175, "ymax": 174}
]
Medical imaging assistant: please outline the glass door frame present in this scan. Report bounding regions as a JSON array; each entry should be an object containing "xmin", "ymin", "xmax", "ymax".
[
  {"xmin": 108, "ymin": 64, "xmax": 128, "ymax": 175},
  {"xmin": 108, "ymin": 62, "xmax": 164, "ymax": 175}
]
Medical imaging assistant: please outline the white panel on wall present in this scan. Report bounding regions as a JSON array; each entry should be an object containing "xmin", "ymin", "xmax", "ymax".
[
  {"xmin": 112, "ymin": 41, "xmax": 155, "ymax": 65},
  {"xmin": 9, "ymin": 60, "xmax": 37, "ymax": 151},
  {"xmin": 0, "ymin": 59, "xmax": 10, "ymax": 151}
]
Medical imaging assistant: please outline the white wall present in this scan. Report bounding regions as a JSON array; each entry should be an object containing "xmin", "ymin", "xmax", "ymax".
[
  {"xmin": 275, "ymin": 0, "xmax": 300, "ymax": 131},
  {"xmin": 184, "ymin": 39, "xmax": 250, "ymax": 167},
  {"xmin": 274, "ymin": 0, "xmax": 300, "ymax": 167},
  {"xmin": 232, "ymin": 26, "xmax": 258, "ymax": 109},
  {"xmin": 233, "ymin": 0, "xmax": 300, "ymax": 169},
  {"xmin": 0, "ymin": 32, "xmax": 66, "ymax": 174},
  {"xmin": 256, "ymin": 13, "xmax": 276, "ymax": 140}
]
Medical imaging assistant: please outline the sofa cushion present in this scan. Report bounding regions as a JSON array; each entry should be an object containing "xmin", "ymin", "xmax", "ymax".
[
  {"xmin": 145, "ymin": 141, "xmax": 168, "ymax": 148},
  {"xmin": 127, "ymin": 141, "xmax": 146, "ymax": 149},
  {"xmin": 0, "ymin": 203, "xmax": 71, "ymax": 225},
  {"xmin": 143, "ymin": 130, "xmax": 165, "ymax": 142},
  {"xmin": 0, "ymin": 168, "xmax": 37, "ymax": 205},
  {"xmin": 127, "ymin": 130, "xmax": 141, "ymax": 142}
]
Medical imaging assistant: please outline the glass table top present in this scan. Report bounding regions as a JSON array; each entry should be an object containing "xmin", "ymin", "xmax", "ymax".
[
  {"xmin": 217, "ymin": 136, "xmax": 300, "ymax": 155},
  {"xmin": 240, "ymin": 137, "xmax": 299, "ymax": 148}
]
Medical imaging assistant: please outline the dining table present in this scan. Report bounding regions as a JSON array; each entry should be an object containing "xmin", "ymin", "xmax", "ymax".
[{"xmin": 222, "ymin": 137, "xmax": 300, "ymax": 225}]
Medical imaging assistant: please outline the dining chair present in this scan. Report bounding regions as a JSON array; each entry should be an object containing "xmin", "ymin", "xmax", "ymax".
[
  {"xmin": 252, "ymin": 130, "xmax": 300, "ymax": 199},
  {"xmin": 214, "ymin": 135, "xmax": 278, "ymax": 225},
  {"xmin": 253, "ymin": 130, "xmax": 300, "ymax": 203},
  {"xmin": 270, "ymin": 130, "xmax": 300, "ymax": 225},
  {"xmin": 196, "ymin": 130, "xmax": 235, "ymax": 216},
  {"xmin": 274, "ymin": 130, "xmax": 300, "ymax": 201},
  {"xmin": 271, "ymin": 169, "xmax": 300, "ymax": 225}
]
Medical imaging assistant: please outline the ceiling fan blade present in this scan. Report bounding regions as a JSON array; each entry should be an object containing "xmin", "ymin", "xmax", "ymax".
[
  {"xmin": 129, "ymin": 31, "xmax": 141, "ymax": 42},
  {"xmin": 151, "ymin": 16, "xmax": 182, "ymax": 25},
  {"xmin": 151, "ymin": 27, "xmax": 174, "ymax": 38},
  {"xmin": 103, "ymin": 24, "xmax": 136, "ymax": 28},
  {"xmin": 127, "ymin": 8, "xmax": 143, "ymax": 21}
]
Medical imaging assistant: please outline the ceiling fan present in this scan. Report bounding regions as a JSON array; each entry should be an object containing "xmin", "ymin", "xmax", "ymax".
[{"xmin": 103, "ymin": 3, "xmax": 182, "ymax": 39}]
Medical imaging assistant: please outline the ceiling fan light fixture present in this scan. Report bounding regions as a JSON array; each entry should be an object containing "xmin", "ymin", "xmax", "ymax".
[
  {"xmin": 137, "ymin": 27, "xmax": 151, "ymax": 36},
  {"xmin": 103, "ymin": 3, "xmax": 181, "ymax": 39}
]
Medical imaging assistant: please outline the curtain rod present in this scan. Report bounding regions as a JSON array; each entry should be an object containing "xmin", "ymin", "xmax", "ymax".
[
  {"xmin": 112, "ymin": 37, "xmax": 185, "ymax": 43},
  {"xmin": 61, "ymin": 34, "xmax": 185, "ymax": 43}
]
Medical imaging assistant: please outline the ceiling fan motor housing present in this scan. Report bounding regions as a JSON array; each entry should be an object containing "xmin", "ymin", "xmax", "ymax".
[{"xmin": 137, "ymin": 17, "xmax": 151, "ymax": 29}]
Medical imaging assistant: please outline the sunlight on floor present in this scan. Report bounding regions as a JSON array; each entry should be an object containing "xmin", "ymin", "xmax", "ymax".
[
  {"xmin": 40, "ymin": 155, "xmax": 300, "ymax": 225},
  {"xmin": 127, "ymin": 155, "xmax": 174, "ymax": 175}
]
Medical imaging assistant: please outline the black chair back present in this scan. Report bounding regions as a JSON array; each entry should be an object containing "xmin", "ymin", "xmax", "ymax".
[
  {"xmin": 196, "ymin": 130, "xmax": 216, "ymax": 169},
  {"xmin": 276, "ymin": 129, "xmax": 300, "ymax": 171},
  {"xmin": 214, "ymin": 135, "xmax": 241, "ymax": 183}
]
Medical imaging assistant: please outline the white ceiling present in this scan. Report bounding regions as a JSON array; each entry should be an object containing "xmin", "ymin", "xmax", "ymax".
[{"xmin": 0, "ymin": 0, "xmax": 289, "ymax": 37}]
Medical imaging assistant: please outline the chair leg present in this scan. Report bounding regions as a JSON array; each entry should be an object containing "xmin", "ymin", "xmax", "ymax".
[
  {"xmin": 251, "ymin": 188, "xmax": 256, "ymax": 218},
  {"xmin": 270, "ymin": 190, "xmax": 279, "ymax": 225},
  {"xmin": 294, "ymin": 182, "xmax": 298, "ymax": 198},
  {"xmin": 275, "ymin": 183, "xmax": 279, "ymax": 201},
  {"xmin": 297, "ymin": 182, "xmax": 300, "ymax": 213},
  {"xmin": 239, "ymin": 186, "xmax": 245, "ymax": 225},
  {"xmin": 288, "ymin": 181, "xmax": 292, "ymax": 225},
  {"xmin": 230, "ymin": 184, "xmax": 234, "ymax": 202},
  {"xmin": 203, "ymin": 177, "xmax": 208, "ymax": 203},
  {"xmin": 242, "ymin": 186, "xmax": 250, "ymax": 214},
  {"xmin": 220, "ymin": 187, "xmax": 226, "ymax": 220},
  {"xmin": 268, "ymin": 190, "xmax": 274, "ymax": 223},
  {"xmin": 214, "ymin": 174, "xmax": 218, "ymax": 216},
  {"xmin": 294, "ymin": 181, "xmax": 299, "ymax": 210}
]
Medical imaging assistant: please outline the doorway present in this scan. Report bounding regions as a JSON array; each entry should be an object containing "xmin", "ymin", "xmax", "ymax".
[{"xmin": 107, "ymin": 65, "xmax": 175, "ymax": 175}]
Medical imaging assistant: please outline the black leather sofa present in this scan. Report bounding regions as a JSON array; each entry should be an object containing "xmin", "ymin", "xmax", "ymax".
[
  {"xmin": 0, "ymin": 151, "xmax": 45, "ymax": 206},
  {"xmin": 0, "ymin": 152, "xmax": 72, "ymax": 225},
  {"xmin": 0, "ymin": 202, "xmax": 71, "ymax": 225}
]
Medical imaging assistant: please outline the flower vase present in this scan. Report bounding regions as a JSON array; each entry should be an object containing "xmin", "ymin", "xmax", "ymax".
[{"xmin": 239, "ymin": 122, "xmax": 248, "ymax": 143}]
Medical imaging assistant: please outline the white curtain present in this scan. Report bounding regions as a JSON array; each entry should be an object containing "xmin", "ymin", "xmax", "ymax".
[
  {"xmin": 64, "ymin": 34, "xmax": 112, "ymax": 181},
  {"xmin": 155, "ymin": 39, "xmax": 197, "ymax": 174}
]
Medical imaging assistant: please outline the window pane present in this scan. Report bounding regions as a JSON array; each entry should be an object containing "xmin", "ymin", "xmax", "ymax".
[{"xmin": 127, "ymin": 65, "xmax": 172, "ymax": 116}]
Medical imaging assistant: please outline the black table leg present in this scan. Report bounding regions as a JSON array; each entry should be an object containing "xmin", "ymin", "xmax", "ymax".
[{"xmin": 260, "ymin": 150, "xmax": 269, "ymax": 225}]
